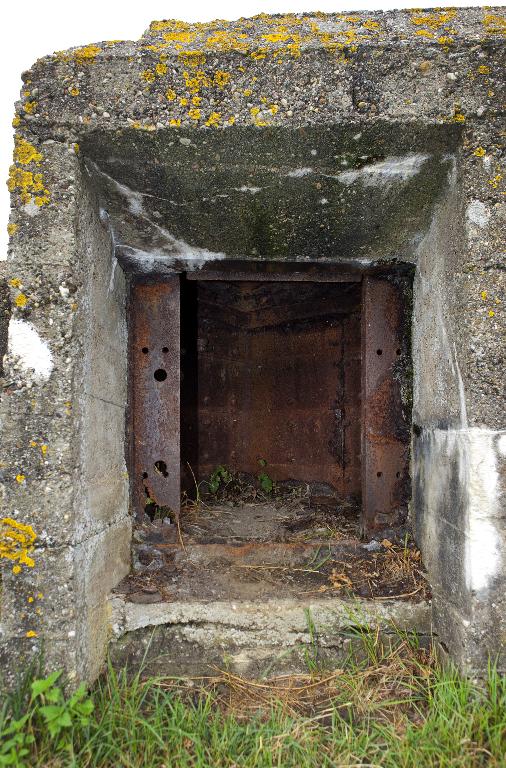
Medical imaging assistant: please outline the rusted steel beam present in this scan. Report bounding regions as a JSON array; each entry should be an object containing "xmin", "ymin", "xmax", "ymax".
[
  {"xmin": 186, "ymin": 265, "xmax": 362, "ymax": 283},
  {"xmin": 361, "ymin": 276, "xmax": 410, "ymax": 535},
  {"xmin": 130, "ymin": 279, "xmax": 180, "ymax": 518}
]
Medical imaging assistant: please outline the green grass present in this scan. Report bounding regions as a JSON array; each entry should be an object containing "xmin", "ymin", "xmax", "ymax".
[{"xmin": 2, "ymin": 632, "xmax": 506, "ymax": 767}]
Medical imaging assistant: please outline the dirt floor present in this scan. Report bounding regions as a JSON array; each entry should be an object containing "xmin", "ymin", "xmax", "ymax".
[{"xmin": 114, "ymin": 496, "xmax": 429, "ymax": 606}]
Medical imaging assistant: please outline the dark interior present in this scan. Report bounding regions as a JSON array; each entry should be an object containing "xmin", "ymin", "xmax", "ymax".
[{"xmin": 180, "ymin": 278, "xmax": 362, "ymax": 502}]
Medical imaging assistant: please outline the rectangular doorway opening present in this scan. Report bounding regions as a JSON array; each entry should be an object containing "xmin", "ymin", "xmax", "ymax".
[
  {"xmin": 129, "ymin": 264, "xmax": 413, "ymax": 552},
  {"xmin": 179, "ymin": 277, "xmax": 362, "ymax": 543}
]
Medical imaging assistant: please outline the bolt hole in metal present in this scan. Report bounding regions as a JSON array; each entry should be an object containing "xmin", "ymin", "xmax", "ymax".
[
  {"xmin": 396, "ymin": 348, "xmax": 402, "ymax": 355},
  {"xmin": 396, "ymin": 471, "xmax": 401, "ymax": 478},
  {"xmin": 376, "ymin": 348, "xmax": 382, "ymax": 355},
  {"xmin": 154, "ymin": 368, "xmax": 167, "ymax": 382},
  {"xmin": 162, "ymin": 346, "xmax": 169, "ymax": 353},
  {"xmin": 377, "ymin": 471, "xmax": 383, "ymax": 478},
  {"xmin": 154, "ymin": 460, "xmax": 168, "ymax": 477},
  {"xmin": 142, "ymin": 347, "xmax": 149, "ymax": 354}
]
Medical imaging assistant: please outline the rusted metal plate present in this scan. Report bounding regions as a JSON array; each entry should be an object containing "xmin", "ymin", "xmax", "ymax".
[
  {"xmin": 130, "ymin": 279, "xmax": 180, "ymax": 518},
  {"xmin": 183, "ymin": 280, "xmax": 362, "ymax": 496},
  {"xmin": 361, "ymin": 276, "xmax": 411, "ymax": 535}
]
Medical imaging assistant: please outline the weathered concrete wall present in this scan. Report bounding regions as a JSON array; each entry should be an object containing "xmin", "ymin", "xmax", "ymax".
[
  {"xmin": 1, "ymin": 8, "xmax": 504, "ymax": 682},
  {"xmin": 0, "ymin": 144, "xmax": 130, "ymax": 684},
  {"xmin": 412, "ymin": 141, "xmax": 506, "ymax": 670}
]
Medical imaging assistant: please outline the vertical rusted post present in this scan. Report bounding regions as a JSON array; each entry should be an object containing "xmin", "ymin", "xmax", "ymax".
[
  {"xmin": 361, "ymin": 276, "xmax": 410, "ymax": 536},
  {"xmin": 130, "ymin": 279, "xmax": 180, "ymax": 517}
]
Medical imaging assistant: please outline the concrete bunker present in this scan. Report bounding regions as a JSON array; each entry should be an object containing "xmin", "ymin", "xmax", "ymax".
[{"xmin": 1, "ymin": 9, "xmax": 505, "ymax": 684}]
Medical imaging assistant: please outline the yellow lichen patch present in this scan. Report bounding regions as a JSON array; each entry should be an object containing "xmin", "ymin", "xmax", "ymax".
[
  {"xmin": 188, "ymin": 108, "xmax": 201, "ymax": 120},
  {"xmin": 447, "ymin": 105, "xmax": 466, "ymax": 123},
  {"xmin": 262, "ymin": 32, "xmax": 292, "ymax": 43},
  {"xmin": 141, "ymin": 69, "xmax": 156, "ymax": 83},
  {"xmin": 0, "ymin": 517, "xmax": 37, "ymax": 570},
  {"xmin": 205, "ymin": 111, "xmax": 222, "ymax": 127},
  {"xmin": 437, "ymin": 35, "xmax": 454, "ymax": 47},
  {"xmin": 155, "ymin": 62, "xmax": 168, "ymax": 76},
  {"xmin": 251, "ymin": 48, "xmax": 268, "ymax": 60},
  {"xmin": 473, "ymin": 147, "xmax": 486, "ymax": 157},
  {"xmin": 162, "ymin": 31, "xmax": 196, "ymax": 43},
  {"xmin": 206, "ymin": 30, "xmax": 250, "ymax": 54},
  {"xmin": 166, "ymin": 88, "xmax": 177, "ymax": 101},
  {"xmin": 213, "ymin": 70, "xmax": 231, "ymax": 88},
  {"xmin": 183, "ymin": 69, "xmax": 210, "ymax": 94},
  {"xmin": 192, "ymin": 95, "xmax": 201, "ymax": 106},
  {"xmin": 26, "ymin": 631, "xmax": 38, "ymax": 638},
  {"xmin": 9, "ymin": 278, "xmax": 21, "ymax": 288},
  {"xmin": 481, "ymin": 290, "xmax": 488, "ymax": 300},
  {"xmin": 150, "ymin": 19, "xmax": 189, "ymax": 33},
  {"xmin": 41, "ymin": 444, "xmax": 48, "ymax": 457},
  {"xmin": 269, "ymin": 104, "xmax": 279, "ymax": 115},
  {"xmin": 12, "ymin": 115, "xmax": 21, "ymax": 127},
  {"xmin": 15, "ymin": 473, "xmax": 26, "ymax": 483},
  {"xmin": 415, "ymin": 29, "xmax": 434, "ymax": 38},
  {"xmin": 7, "ymin": 223, "xmax": 18, "ymax": 236},
  {"xmin": 477, "ymin": 65, "xmax": 491, "ymax": 75},
  {"xmin": 179, "ymin": 97, "xmax": 188, "ymax": 106},
  {"xmin": 410, "ymin": 9, "xmax": 457, "ymax": 30},
  {"xmin": 73, "ymin": 44, "xmax": 101, "ymax": 64},
  {"xmin": 488, "ymin": 310, "xmax": 496, "ymax": 317},
  {"xmin": 8, "ymin": 164, "xmax": 51, "ymax": 206},
  {"xmin": 23, "ymin": 101, "xmax": 37, "ymax": 114},
  {"xmin": 179, "ymin": 50, "xmax": 206, "ymax": 69},
  {"xmin": 488, "ymin": 167, "xmax": 503, "ymax": 189},
  {"xmin": 9, "ymin": 165, "xmax": 52, "ymax": 208},
  {"xmin": 482, "ymin": 13, "xmax": 506, "ymax": 36},
  {"xmin": 362, "ymin": 19, "xmax": 381, "ymax": 31},
  {"xmin": 15, "ymin": 293, "xmax": 28, "ymax": 308},
  {"xmin": 169, "ymin": 118, "xmax": 181, "ymax": 127},
  {"xmin": 14, "ymin": 138, "xmax": 42, "ymax": 166},
  {"xmin": 69, "ymin": 86, "xmax": 80, "ymax": 96}
]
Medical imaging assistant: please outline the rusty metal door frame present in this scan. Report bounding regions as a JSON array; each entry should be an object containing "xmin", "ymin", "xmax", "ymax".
[
  {"xmin": 361, "ymin": 276, "xmax": 411, "ymax": 535},
  {"xmin": 130, "ymin": 279, "xmax": 180, "ymax": 517},
  {"xmin": 129, "ymin": 269, "xmax": 411, "ymax": 534}
]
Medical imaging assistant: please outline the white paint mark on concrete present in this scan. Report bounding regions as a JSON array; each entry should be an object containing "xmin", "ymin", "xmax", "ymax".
[
  {"xmin": 498, "ymin": 434, "xmax": 506, "ymax": 457},
  {"xmin": 235, "ymin": 186, "xmax": 262, "ymax": 194},
  {"xmin": 22, "ymin": 200, "xmax": 41, "ymax": 217},
  {"xmin": 94, "ymin": 167, "xmax": 227, "ymax": 271},
  {"xmin": 465, "ymin": 428, "xmax": 502, "ymax": 593},
  {"xmin": 466, "ymin": 200, "xmax": 490, "ymax": 229},
  {"xmin": 7, "ymin": 318, "xmax": 53, "ymax": 382},
  {"xmin": 109, "ymin": 256, "xmax": 118, "ymax": 291},
  {"xmin": 106, "ymin": 176, "xmax": 144, "ymax": 216},
  {"xmin": 286, "ymin": 167, "xmax": 314, "ymax": 178},
  {"xmin": 338, "ymin": 154, "xmax": 430, "ymax": 186},
  {"xmin": 419, "ymin": 427, "xmax": 505, "ymax": 595}
]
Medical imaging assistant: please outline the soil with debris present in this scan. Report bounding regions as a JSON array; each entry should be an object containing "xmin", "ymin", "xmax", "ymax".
[
  {"xmin": 180, "ymin": 494, "xmax": 361, "ymax": 544},
  {"xmin": 115, "ymin": 498, "xmax": 429, "ymax": 605}
]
